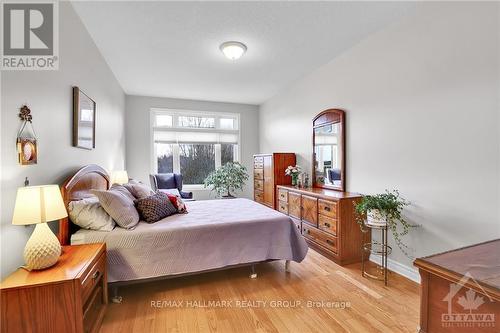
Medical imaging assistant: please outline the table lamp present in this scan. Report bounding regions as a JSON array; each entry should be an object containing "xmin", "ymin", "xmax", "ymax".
[
  {"xmin": 12, "ymin": 185, "xmax": 67, "ymax": 270},
  {"xmin": 110, "ymin": 170, "xmax": 129, "ymax": 185}
]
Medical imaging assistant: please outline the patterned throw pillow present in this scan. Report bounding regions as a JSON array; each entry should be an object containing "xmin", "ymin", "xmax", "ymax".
[
  {"xmin": 135, "ymin": 191, "xmax": 178, "ymax": 223},
  {"xmin": 166, "ymin": 193, "xmax": 188, "ymax": 214}
]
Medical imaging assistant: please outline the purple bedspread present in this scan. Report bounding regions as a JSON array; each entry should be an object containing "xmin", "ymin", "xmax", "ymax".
[{"xmin": 71, "ymin": 198, "xmax": 309, "ymax": 282}]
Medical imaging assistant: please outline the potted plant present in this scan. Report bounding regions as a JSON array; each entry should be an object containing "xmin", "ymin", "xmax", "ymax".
[
  {"xmin": 354, "ymin": 190, "xmax": 417, "ymax": 257},
  {"xmin": 285, "ymin": 165, "xmax": 301, "ymax": 187},
  {"xmin": 204, "ymin": 162, "xmax": 249, "ymax": 198}
]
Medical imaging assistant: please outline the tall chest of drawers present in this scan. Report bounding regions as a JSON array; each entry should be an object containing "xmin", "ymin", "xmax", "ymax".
[
  {"xmin": 253, "ymin": 153, "xmax": 296, "ymax": 209},
  {"xmin": 277, "ymin": 185, "xmax": 368, "ymax": 265}
]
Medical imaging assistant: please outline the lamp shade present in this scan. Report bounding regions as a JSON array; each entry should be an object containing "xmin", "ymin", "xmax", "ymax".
[
  {"xmin": 12, "ymin": 185, "xmax": 67, "ymax": 226},
  {"xmin": 110, "ymin": 170, "xmax": 129, "ymax": 185}
]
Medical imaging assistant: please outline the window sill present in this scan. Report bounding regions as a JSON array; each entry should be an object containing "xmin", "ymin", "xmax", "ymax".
[{"xmin": 183, "ymin": 185, "xmax": 210, "ymax": 191}]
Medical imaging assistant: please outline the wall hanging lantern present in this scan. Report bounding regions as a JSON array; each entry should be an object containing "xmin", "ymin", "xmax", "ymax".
[{"xmin": 17, "ymin": 105, "xmax": 38, "ymax": 165}]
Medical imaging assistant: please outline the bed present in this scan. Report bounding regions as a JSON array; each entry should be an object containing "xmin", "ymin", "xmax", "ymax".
[{"xmin": 58, "ymin": 165, "xmax": 308, "ymax": 290}]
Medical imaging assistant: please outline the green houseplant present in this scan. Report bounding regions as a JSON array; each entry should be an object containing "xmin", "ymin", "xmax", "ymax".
[
  {"xmin": 354, "ymin": 190, "xmax": 417, "ymax": 257},
  {"xmin": 204, "ymin": 162, "xmax": 249, "ymax": 198}
]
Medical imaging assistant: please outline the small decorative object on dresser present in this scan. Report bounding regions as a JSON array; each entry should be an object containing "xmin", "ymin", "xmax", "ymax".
[
  {"xmin": 253, "ymin": 153, "xmax": 296, "ymax": 209},
  {"xmin": 285, "ymin": 165, "xmax": 302, "ymax": 187},
  {"xmin": 73, "ymin": 86, "xmax": 96, "ymax": 150},
  {"xmin": 12, "ymin": 185, "xmax": 68, "ymax": 270},
  {"xmin": 0, "ymin": 243, "xmax": 108, "ymax": 333}
]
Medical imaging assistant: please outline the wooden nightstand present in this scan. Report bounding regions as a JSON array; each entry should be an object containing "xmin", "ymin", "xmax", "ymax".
[{"xmin": 1, "ymin": 243, "xmax": 108, "ymax": 333}]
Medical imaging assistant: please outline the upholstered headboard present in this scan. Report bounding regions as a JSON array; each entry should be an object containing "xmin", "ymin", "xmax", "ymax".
[{"xmin": 58, "ymin": 164, "xmax": 109, "ymax": 245}]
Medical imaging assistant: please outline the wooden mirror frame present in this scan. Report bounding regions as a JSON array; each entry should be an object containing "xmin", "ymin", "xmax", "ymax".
[{"xmin": 312, "ymin": 109, "xmax": 345, "ymax": 192}]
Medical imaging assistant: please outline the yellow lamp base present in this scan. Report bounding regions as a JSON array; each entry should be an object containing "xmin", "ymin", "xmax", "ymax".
[{"xmin": 23, "ymin": 223, "xmax": 61, "ymax": 270}]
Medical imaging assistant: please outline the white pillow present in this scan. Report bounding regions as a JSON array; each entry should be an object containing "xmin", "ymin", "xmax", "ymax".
[
  {"xmin": 159, "ymin": 188, "xmax": 181, "ymax": 197},
  {"xmin": 69, "ymin": 197, "xmax": 116, "ymax": 231}
]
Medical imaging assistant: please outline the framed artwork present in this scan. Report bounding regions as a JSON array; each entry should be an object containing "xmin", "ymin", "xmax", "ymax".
[
  {"xmin": 18, "ymin": 137, "xmax": 37, "ymax": 165},
  {"xmin": 73, "ymin": 87, "xmax": 96, "ymax": 149}
]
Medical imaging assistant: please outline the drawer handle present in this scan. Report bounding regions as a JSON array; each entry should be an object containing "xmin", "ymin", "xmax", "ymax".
[
  {"xmin": 92, "ymin": 271, "xmax": 100, "ymax": 280},
  {"xmin": 326, "ymin": 239, "xmax": 334, "ymax": 245},
  {"xmin": 324, "ymin": 206, "xmax": 331, "ymax": 212},
  {"xmin": 303, "ymin": 228, "xmax": 310, "ymax": 234},
  {"xmin": 323, "ymin": 222, "xmax": 330, "ymax": 228}
]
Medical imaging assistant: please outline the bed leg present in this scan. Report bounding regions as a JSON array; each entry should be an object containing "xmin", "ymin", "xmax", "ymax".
[
  {"xmin": 249, "ymin": 264, "xmax": 258, "ymax": 279},
  {"xmin": 111, "ymin": 286, "xmax": 123, "ymax": 304},
  {"xmin": 285, "ymin": 260, "xmax": 291, "ymax": 273}
]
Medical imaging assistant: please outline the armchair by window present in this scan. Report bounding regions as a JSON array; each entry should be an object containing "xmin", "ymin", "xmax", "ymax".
[{"xmin": 149, "ymin": 173, "xmax": 194, "ymax": 200}]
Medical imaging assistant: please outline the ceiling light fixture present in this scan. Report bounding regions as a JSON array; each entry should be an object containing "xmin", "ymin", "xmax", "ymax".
[{"xmin": 220, "ymin": 41, "xmax": 247, "ymax": 60}]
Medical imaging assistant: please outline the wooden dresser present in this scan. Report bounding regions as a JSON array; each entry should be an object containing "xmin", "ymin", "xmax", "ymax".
[
  {"xmin": 0, "ymin": 243, "xmax": 108, "ymax": 333},
  {"xmin": 253, "ymin": 153, "xmax": 296, "ymax": 209},
  {"xmin": 276, "ymin": 185, "xmax": 367, "ymax": 265},
  {"xmin": 414, "ymin": 240, "xmax": 500, "ymax": 333}
]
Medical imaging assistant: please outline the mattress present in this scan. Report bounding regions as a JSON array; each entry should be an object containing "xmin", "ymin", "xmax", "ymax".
[{"xmin": 71, "ymin": 198, "xmax": 308, "ymax": 282}]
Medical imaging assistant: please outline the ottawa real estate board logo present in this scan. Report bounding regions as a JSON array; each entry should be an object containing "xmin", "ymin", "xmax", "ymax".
[
  {"xmin": 441, "ymin": 272, "xmax": 496, "ymax": 330},
  {"xmin": 1, "ymin": 1, "xmax": 59, "ymax": 70}
]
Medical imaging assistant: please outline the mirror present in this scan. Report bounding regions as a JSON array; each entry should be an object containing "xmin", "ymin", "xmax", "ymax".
[{"xmin": 313, "ymin": 109, "xmax": 345, "ymax": 191}]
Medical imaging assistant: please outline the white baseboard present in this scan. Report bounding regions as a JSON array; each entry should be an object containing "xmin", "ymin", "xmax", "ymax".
[{"xmin": 369, "ymin": 254, "xmax": 421, "ymax": 284}]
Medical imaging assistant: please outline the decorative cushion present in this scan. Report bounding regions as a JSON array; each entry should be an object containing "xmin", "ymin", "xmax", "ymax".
[
  {"xmin": 124, "ymin": 180, "xmax": 154, "ymax": 199},
  {"xmin": 69, "ymin": 197, "xmax": 115, "ymax": 231},
  {"xmin": 91, "ymin": 184, "xmax": 140, "ymax": 229},
  {"xmin": 135, "ymin": 191, "xmax": 178, "ymax": 223},
  {"xmin": 159, "ymin": 188, "xmax": 181, "ymax": 197},
  {"xmin": 166, "ymin": 193, "xmax": 188, "ymax": 214}
]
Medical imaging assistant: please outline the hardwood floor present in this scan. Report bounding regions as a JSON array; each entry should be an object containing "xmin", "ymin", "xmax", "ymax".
[{"xmin": 100, "ymin": 249, "xmax": 419, "ymax": 333}]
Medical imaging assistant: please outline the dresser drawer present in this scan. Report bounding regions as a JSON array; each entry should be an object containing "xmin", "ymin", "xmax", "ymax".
[
  {"xmin": 254, "ymin": 179, "xmax": 264, "ymax": 191},
  {"xmin": 302, "ymin": 224, "xmax": 338, "ymax": 253},
  {"xmin": 318, "ymin": 199, "xmax": 337, "ymax": 218},
  {"xmin": 254, "ymin": 190, "xmax": 264, "ymax": 203},
  {"xmin": 83, "ymin": 285, "xmax": 104, "ymax": 333},
  {"xmin": 301, "ymin": 195, "xmax": 318, "ymax": 226},
  {"xmin": 254, "ymin": 162, "xmax": 264, "ymax": 169},
  {"xmin": 288, "ymin": 192, "xmax": 301, "ymax": 219},
  {"xmin": 278, "ymin": 201, "xmax": 288, "ymax": 214},
  {"xmin": 81, "ymin": 253, "xmax": 105, "ymax": 304},
  {"xmin": 318, "ymin": 215, "xmax": 337, "ymax": 236},
  {"xmin": 278, "ymin": 188, "xmax": 288, "ymax": 203},
  {"xmin": 254, "ymin": 168, "xmax": 264, "ymax": 179},
  {"xmin": 254, "ymin": 156, "xmax": 264, "ymax": 164}
]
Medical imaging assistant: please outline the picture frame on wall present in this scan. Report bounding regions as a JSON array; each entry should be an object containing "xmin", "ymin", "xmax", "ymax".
[
  {"xmin": 18, "ymin": 137, "xmax": 37, "ymax": 165},
  {"xmin": 73, "ymin": 86, "xmax": 96, "ymax": 149}
]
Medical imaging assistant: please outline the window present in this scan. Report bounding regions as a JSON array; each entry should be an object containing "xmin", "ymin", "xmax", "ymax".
[{"xmin": 151, "ymin": 109, "xmax": 240, "ymax": 186}]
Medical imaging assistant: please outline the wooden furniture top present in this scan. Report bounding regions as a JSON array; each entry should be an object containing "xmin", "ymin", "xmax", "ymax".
[
  {"xmin": 253, "ymin": 153, "xmax": 295, "ymax": 157},
  {"xmin": 414, "ymin": 239, "xmax": 500, "ymax": 300},
  {"xmin": 277, "ymin": 185, "xmax": 361, "ymax": 200},
  {"xmin": 0, "ymin": 243, "xmax": 105, "ymax": 289}
]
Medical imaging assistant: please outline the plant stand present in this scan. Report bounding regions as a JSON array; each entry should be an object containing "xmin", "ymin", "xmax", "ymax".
[{"xmin": 361, "ymin": 224, "xmax": 392, "ymax": 286}]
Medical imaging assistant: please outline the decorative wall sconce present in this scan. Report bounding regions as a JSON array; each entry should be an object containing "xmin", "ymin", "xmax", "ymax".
[{"xmin": 17, "ymin": 105, "xmax": 38, "ymax": 165}]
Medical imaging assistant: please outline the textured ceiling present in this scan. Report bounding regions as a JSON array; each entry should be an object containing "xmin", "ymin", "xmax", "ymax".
[{"xmin": 72, "ymin": 1, "xmax": 415, "ymax": 104}]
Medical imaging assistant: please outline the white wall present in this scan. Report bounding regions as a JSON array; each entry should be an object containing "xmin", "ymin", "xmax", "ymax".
[
  {"xmin": 259, "ymin": 2, "xmax": 500, "ymax": 273},
  {"xmin": 0, "ymin": 2, "xmax": 126, "ymax": 278},
  {"xmin": 125, "ymin": 95, "xmax": 259, "ymax": 200}
]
